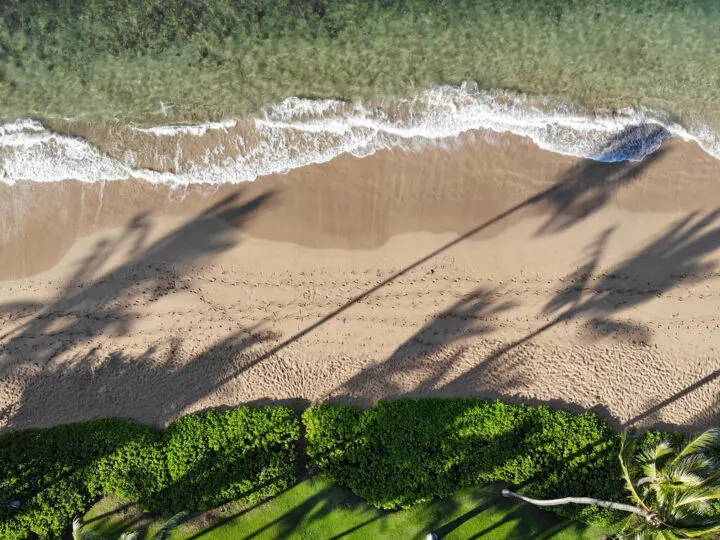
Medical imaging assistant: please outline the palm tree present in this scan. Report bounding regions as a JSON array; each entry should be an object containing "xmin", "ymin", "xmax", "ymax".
[
  {"xmin": 502, "ymin": 429, "xmax": 720, "ymax": 539},
  {"xmin": 72, "ymin": 511, "xmax": 188, "ymax": 540}
]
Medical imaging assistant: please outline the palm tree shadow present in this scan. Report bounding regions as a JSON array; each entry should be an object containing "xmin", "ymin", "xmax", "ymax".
[
  {"xmin": 237, "ymin": 484, "xmax": 348, "ymax": 540},
  {"xmin": 231, "ymin": 124, "xmax": 670, "ymax": 377},
  {"xmin": 436, "ymin": 210, "xmax": 720, "ymax": 428},
  {"xmin": 538, "ymin": 209, "xmax": 720, "ymax": 345},
  {"xmin": 543, "ymin": 227, "xmax": 615, "ymax": 315},
  {"xmin": 535, "ymin": 125, "xmax": 669, "ymax": 235},
  {"xmin": 622, "ymin": 368, "xmax": 720, "ymax": 431},
  {"xmin": 327, "ymin": 207, "xmax": 720, "ymax": 431},
  {"xmin": 577, "ymin": 209, "xmax": 720, "ymax": 318},
  {"xmin": 225, "ymin": 129, "xmax": 669, "ymax": 413},
  {"xmin": 2, "ymin": 325, "xmax": 280, "ymax": 431},
  {"xmin": 0, "ymin": 190, "xmax": 275, "ymax": 429},
  {"xmin": 431, "ymin": 500, "xmax": 491, "ymax": 538},
  {"xmin": 330, "ymin": 288, "xmax": 516, "ymax": 406}
]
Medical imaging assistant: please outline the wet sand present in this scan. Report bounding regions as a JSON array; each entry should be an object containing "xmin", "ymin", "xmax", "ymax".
[{"xmin": 0, "ymin": 133, "xmax": 719, "ymax": 431}]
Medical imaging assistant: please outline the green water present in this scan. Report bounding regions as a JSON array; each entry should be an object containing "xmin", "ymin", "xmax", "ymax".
[{"xmin": 2, "ymin": 0, "xmax": 720, "ymax": 125}]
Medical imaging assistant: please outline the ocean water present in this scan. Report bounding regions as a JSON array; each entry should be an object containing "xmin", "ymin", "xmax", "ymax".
[
  {"xmin": 2, "ymin": 1, "xmax": 720, "ymax": 184},
  {"xmin": 0, "ymin": 84, "xmax": 719, "ymax": 186}
]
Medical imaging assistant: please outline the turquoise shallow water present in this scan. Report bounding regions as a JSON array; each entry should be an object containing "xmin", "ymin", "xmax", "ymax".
[
  {"xmin": 1, "ymin": 0, "xmax": 720, "ymax": 126},
  {"xmin": 1, "ymin": 1, "xmax": 720, "ymax": 183}
]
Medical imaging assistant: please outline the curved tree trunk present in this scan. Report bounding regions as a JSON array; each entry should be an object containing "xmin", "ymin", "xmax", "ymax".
[{"xmin": 501, "ymin": 489, "xmax": 653, "ymax": 520}]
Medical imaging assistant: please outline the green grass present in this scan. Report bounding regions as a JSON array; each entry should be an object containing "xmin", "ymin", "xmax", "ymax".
[{"xmin": 83, "ymin": 477, "xmax": 607, "ymax": 539}]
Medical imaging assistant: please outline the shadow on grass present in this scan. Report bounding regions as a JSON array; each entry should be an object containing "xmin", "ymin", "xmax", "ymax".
[
  {"xmin": 183, "ymin": 487, "xmax": 293, "ymax": 540},
  {"xmin": 170, "ymin": 477, "xmax": 599, "ymax": 540},
  {"xmin": 431, "ymin": 499, "xmax": 492, "ymax": 538},
  {"xmin": 83, "ymin": 501, "xmax": 134, "ymax": 524}
]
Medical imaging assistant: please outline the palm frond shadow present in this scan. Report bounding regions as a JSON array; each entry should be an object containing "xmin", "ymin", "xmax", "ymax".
[
  {"xmin": 332, "ymin": 288, "xmax": 516, "ymax": 406},
  {"xmin": 536, "ymin": 125, "xmax": 669, "ymax": 236},
  {"xmin": 0, "ymin": 191, "xmax": 276, "ymax": 429},
  {"xmin": 328, "ymin": 208, "xmax": 720, "ymax": 432},
  {"xmin": 442, "ymin": 210, "xmax": 720, "ymax": 429}
]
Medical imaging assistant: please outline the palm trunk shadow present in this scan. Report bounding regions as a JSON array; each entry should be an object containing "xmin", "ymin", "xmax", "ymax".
[{"xmin": 432, "ymin": 502, "xmax": 491, "ymax": 538}]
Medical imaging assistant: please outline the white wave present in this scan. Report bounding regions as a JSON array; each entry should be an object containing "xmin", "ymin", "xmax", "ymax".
[
  {"xmin": 1, "ymin": 83, "xmax": 719, "ymax": 185},
  {"xmin": 130, "ymin": 119, "xmax": 238, "ymax": 137}
]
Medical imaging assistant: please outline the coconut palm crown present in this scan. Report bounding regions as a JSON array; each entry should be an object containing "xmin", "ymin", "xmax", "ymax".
[
  {"xmin": 503, "ymin": 428, "xmax": 720, "ymax": 539},
  {"xmin": 617, "ymin": 428, "xmax": 720, "ymax": 539}
]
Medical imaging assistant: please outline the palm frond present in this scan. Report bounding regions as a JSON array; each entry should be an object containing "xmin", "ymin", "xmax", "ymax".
[
  {"xmin": 673, "ymin": 489, "xmax": 712, "ymax": 509},
  {"xmin": 637, "ymin": 441, "xmax": 675, "ymax": 479},
  {"xmin": 154, "ymin": 511, "xmax": 188, "ymax": 540},
  {"xmin": 669, "ymin": 520, "xmax": 720, "ymax": 538},
  {"xmin": 664, "ymin": 453, "xmax": 715, "ymax": 476},
  {"xmin": 660, "ymin": 469, "xmax": 706, "ymax": 489},
  {"xmin": 72, "ymin": 517, "xmax": 84, "ymax": 540},
  {"xmin": 620, "ymin": 512, "xmax": 650, "ymax": 535},
  {"xmin": 621, "ymin": 430, "xmax": 651, "ymax": 510},
  {"xmin": 648, "ymin": 482, "xmax": 671, "ymax": 509},
  {"xmin": 119, "ymin": 532, "xmax": 141, "ymax": 540},
  {"xmin": 672, "ymin": 429, "xmax": 720, "ymax": 464},
  {"xmin": 621, "ymin": 518, "xmax": 677, "ymax": 540},
  {"xmin": 637, "ymin": 475, "xmax": 658, "ymax": 486},
  {"xmin": 614, "ymin": 530, "xmax": 646, "ymax": 539},
  {"xmin": 674, "ymin": 485, "xmax": 720, "ymax": 507},
  {"xmin": 72, "ymin": 516, "xmax": 97, "ymax": 540},
  {"xmin": 620, "ymin": 428, "xmax": 720, "ymax": 538},
  {"xmin": 661, "ymin": 502, "xmax": 691, "ymax": 523}
]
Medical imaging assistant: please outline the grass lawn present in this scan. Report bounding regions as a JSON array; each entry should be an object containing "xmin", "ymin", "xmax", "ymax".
[{"xmin": 83, "ymin": 477, "xmax": 607, "ymax": 539}]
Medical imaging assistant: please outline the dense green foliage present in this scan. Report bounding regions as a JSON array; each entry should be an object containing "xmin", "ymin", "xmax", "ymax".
[
  {"xmin": 303, "ymin": 399, "xmax": 626, "ymax": 526},
  {"xmin": 1, "ymin": 398, "xmax": 714, "ymax": 538},
  {"xmin": 1, "ymin": 0, "xmax": 720, "ymax": 123},
  {"xmin": 0, "ymin": 407, "xmax": 300, "ymax": 539}
]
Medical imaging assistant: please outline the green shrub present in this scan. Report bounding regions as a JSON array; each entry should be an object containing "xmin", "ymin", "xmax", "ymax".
[
  {"xmin": 303, "ymin": 399, "xmax": 625, "ymax": 526},
  {"xmin": 0, "ymin": 419, "xmax": 155, "ymax": 539},
  {"xmin": 1, "ymin": 398, "xmax": 700, "ymax": 537},
  {"xmin": 0, "ymin": 407, "xmax": 300, "ymax": 539},
  {"xmin": 156, "ymin": 407, "xmax": 300, "ymax": 512}
]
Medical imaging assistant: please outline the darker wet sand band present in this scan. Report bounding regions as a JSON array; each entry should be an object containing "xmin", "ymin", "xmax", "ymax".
[{"xmin": 1, "ymin": 132, "xmax": 720, "ymax": 280}]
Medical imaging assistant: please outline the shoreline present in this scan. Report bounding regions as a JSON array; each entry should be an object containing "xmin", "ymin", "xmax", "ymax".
[
  {"xmin": 2, "ymin": 132, "xmax": 720, "ymax": 280},
  {"xmin": 4, "ymin": 85, "xmax": 720, "ymax": 188}
]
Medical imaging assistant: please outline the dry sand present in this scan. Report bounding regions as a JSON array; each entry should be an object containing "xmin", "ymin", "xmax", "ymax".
[{"xmin": 0, "ymin": 132, "xmax": 719, "ymax": 432}]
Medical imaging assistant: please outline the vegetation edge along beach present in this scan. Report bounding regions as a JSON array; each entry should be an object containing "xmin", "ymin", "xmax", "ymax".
[{"xmin": 2, "ymin": 399, "xmax": 719, "ymax": 538}]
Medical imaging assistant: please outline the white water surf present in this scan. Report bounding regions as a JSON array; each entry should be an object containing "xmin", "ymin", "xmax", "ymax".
[{"xmin": 1, "ymin": 83, "xmax": 718, "ymax": 185}]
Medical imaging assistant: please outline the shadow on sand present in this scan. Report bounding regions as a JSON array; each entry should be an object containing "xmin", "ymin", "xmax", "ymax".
[
  {"xmin": 0, "ymin": 191, "xmax": 276, "ymax": 429},
  {"xmin": 2, "ymin": 125, "xmax": 717, "ymax": 434},
  {"xmin": 209, "ymin": 126, "xmax": 672, "ymax": 382},
  {"xmin": 330, "ymin": 209, "xmax": 720, "ymax": 431}
]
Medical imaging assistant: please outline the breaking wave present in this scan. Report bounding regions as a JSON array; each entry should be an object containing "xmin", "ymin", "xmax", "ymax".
[{"xmin": 1, "ymin": 83, "xmax": 718, "ymax": 185}]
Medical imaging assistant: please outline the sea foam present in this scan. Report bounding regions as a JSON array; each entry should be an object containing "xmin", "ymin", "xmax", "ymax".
[{"xmin": 1, "ymin": 83, "xmax": 718, "ymax": 185}]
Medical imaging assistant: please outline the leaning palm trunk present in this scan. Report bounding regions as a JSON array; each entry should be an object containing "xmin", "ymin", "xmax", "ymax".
[
  {"xmin": 501, "ymin": 489, "xmax": 656, "ymax": 521},
  {"xmin": 502, "ymin": 428, "xmax": 720, "ymax": 538}
]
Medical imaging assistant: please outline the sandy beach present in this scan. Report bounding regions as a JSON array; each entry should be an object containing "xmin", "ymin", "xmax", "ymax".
[{"xmin": 1, "ymin": 132, "xmax": 719, "ymax": 432}]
